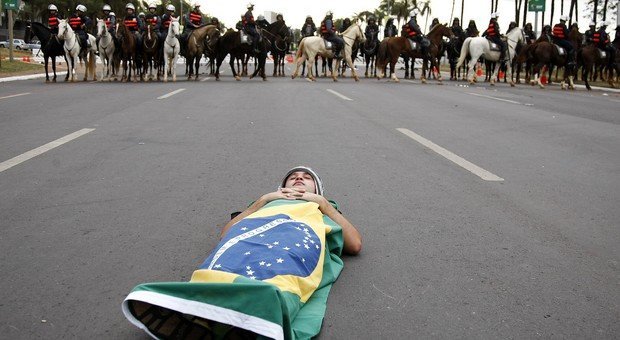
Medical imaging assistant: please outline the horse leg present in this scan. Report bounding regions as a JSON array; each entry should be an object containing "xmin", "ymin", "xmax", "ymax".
[
  {"xmin": 230, "ymin": 55, "xmax": 241, "ymax": 81},
  {"xmin": 194, "ymin": 55, "xmax": 200, "ymax": 81},
  {"xmin": 51, "ymin": 56, "xmax": 57, "ymax": 82}
]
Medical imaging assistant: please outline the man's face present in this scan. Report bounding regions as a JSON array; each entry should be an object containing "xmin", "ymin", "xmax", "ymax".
[
  {"xmin": 128, "ymin": 9, "xmax": 134, "ymax": 15},
  {"xmin": 149, "ymin": 8, "xmax": 155, "ymax": 13},
  {"xmin": 284, "ymin": 171, "xmax": 316, "ymax": 194}
]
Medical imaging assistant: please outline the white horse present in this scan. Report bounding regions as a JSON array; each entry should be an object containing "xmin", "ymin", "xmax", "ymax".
[
  {"xmin": 96, "ymin": 18, "xmax": 117, "ymax": 81},
  {"xmin": 456, "ymin": 28, "xmax": 525, "ymax": 86},
  {"xmin": 292, "ymin": 23, "xmax": 366, "ymax": 81},
  {"xmin": 57, "ymin": 19, "xmax": 97, "ymax": 82},
  {"xmin": 163, "ymin": 17, "xmax": 181, "ymax": 82}
]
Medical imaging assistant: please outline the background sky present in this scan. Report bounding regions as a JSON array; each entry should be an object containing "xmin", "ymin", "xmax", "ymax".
[{"xmin": 197, "ymin": 0, "xmax": 616, "ymax": 35}]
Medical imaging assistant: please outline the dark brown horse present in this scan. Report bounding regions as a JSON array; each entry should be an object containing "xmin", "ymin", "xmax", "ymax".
[
  {"xmin": 377, "ymin": 24, "xmax": 454, "ymax": 83},
  {"xmin": 185, "ymin": 25, "xmax": 219, "ymax": 80},
  {"xmin": 30, "ymin": 22, "xmax": 67, "ymax": 82},
  {"xmin": 529, "ymin": 40, "xmax": 576, "ymax": 89},
  {"xmin": 215, "ymin": 29, "xmax": 268, "ymax": 81},
  {"xmin": 264, "ymin": 21, "xmax": 291, "ymax": 77},
  {"xmin": 116, "ymin": 23, "xmax": 138, "ymax": 82},
  {"xmin": 141, "ymin": 24, "xmax": 159, "ymax": 81}
]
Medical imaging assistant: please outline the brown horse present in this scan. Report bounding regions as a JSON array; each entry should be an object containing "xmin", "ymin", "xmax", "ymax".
[
  {"xmin": 141, "ymin": 24, "xmax": 159, "ymax": 81},
  {"xmin": 116, "ymin": 23, "xmax": 138, "ymax": 82},
  {"xmin": 215, "ymin": 29, "xmax": 269, "ymax": 81},
  {"xmin": 185, "ymin": 25, "xmax": 220, "ymax": 80},
  {"xmin": 377, "ymin": 24, "xmax": 454, "ymax": 83},
  {"xmin": 529, "ymin": 40, "xmax": 576, "ymax": 89},
  {"xmin": 264, "ymin": 21, "xmax": 291, "ymax": 77}
]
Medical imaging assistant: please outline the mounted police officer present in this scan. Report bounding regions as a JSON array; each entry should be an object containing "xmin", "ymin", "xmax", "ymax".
[
  {"xmin": 69, "ymin": 4, "xmax": 92, "ymax": 54},
  {"xmin": 47, "ymin": 4, "xmax": 62, "ymax": 35},
  {"xmin": 482, "ymin": 13, "xmax": 506, "ymax": 61},
  {"xmin": 340, "ymin": 18, "xmax": 351, "ymax": 33},
  {"xmin": 144, "ymin": 3, "xmax": 161, "ymax": 35},
  {"xmin": 615, "ymin": 25, "xmax": 620, "ymax": 45},
  {"xmin": 365, "ymin": 16, "xmax": 379, "ymax": 41},
  {"xmin": 97, "ymin": 4, "xmax": 116, "ymax": 49},
  {"xmin": 123, "ymin": 2, "xmax": 142, "ymax": 55},
  {"xmin": 243, "ymin": 3, "xmax": 260, "ymax": 53},
  {"xmin": 429, "ymin": 18, "xmax": 440, "ymax": 32},
  {"xmin": 524, "ymin": 22, "xmax": 536, "ymax": 44},
  {"xmin": 405, "ymin": 9, "xmax": 428, "ymax": 55},
  {"xmin": 301, "ymin": 15, "xmax": 317, "ymax": 39},
  {"xmin": 256, "ymin": 15, "xmax": 270, "ymax": 30},
  {"xmin": 585, "ymin": 21, "xmax": 597, "ymax": 45},
  {"xmin": 180, "ymin": 3, "xmax": 204, "ymax": 56},
  {"xmin": 321, "ymin": 11, "xmax": 344, "ymax": 58},
  {"xmin": 594, "ymin": 21, "xmax": 616, "ymax": 68},
  {"xmin": 102, "ymin": 5, "xmax": 116, "ymax": 35},
  {"xmin": 276, "ymin": 13, "xmax": 285, "ymax": 24},
  {"xmin": 161, "ymin": 4, "xmax": 175, "ymax": 36},
  {"xmin": 466, "ymin": 20, "xmax": 479, "ymax": 37},
  {"xmin": 450, "ymin": 18, "xmax": 464, "ymax": 38},
  {"xmin": 384, "ymin": 17, "xmax": 397, "ymax": 38},
  {"xmin": 210, "ymin": 17, "xmax": 222, "ymax": 31},
  {"xmin": 552, "ymin": 15, "xmax": 575, "ymax": 65}
]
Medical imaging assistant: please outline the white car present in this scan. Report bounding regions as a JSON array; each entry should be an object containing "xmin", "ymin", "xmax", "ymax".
[{"xmin": 0, "ymin": 39, "xmax": 27, "ymax": 49}]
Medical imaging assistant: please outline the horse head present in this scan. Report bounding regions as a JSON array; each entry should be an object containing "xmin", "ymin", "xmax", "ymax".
[
  {"xmin": 169, "ymin": 17, "xmax": 180, "ymax": 37},
  {"xmin": 344, "ymin": 23, "xmax": 366, "ymax": 44},
  {"xmin": 57, "ymin": 19, "xmax": 69, "ymax": 39},
  {"xmin": 96, "ymin": 18, "xmax": 106, "ymax": 38},
  {"xmin": 428, "ymin": 24, "xmax": 454, "ymax": 43},
  {"xmin": 205, "ymin": 25, "xmax": 220, "ymax": 50}
]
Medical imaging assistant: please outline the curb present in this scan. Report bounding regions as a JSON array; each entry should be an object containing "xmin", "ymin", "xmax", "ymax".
[{"xmin": 0, "ymin": 73, "xmax": 48, "ymax": 83}]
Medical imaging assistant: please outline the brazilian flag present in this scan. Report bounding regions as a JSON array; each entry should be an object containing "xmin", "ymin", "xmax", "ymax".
[{"xmin": 123, "ymin": 199, "xmax": 345, "ymax": 339}]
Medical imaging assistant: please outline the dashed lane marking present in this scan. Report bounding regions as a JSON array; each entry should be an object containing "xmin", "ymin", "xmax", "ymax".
[
  {"xmin": 200, "ymin": 77, "xmax": 211, "ymax": 82},
  {"xmin": 0, "ymin": 128, "xmax": 95, "ymax": 173},
  {"xmin": 468, "ymin": 92, "xmax": 525, "ymax": 105},
  {"xmin": 326, "ymin": 89, "xmax": 352, "ymax": 101},
  {"xmin": 0, "ymin": 92, "xmax": 30, "ymax": 100},
  {"xmin": 157, "ymin": 88, "xmax": 186, "ymax": 99},
  {"xmin": 397, "ymin": 128, "xmax": 504, "ymax": 182}
]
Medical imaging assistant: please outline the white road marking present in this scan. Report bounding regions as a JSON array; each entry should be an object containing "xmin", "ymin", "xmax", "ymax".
[
  {"xmin": 468, "ymin": 92, "xmax": 523, "ymax": 105},
  {"xmin": 326, "ymin": 89, "xmax": 352, "ymax": 101},
  {"xmin": 397, "ymin": 128, "xmax": 504, "ymax": 182},
  {"xmin": 157, "ymin": 88, "xmax": 186, "ymax": 99},
  {"xmin": 0, "ymin": 92, "xmax": 30, "ymax": 100},
  {"xmin": 200, "ymin": 77, "xmax": 211, "ymax": 82},
  {"xmin": 404, "ymin": 80, "xmax": 416, "ymax": 84},
  {"xmin": 0, "ymin": 128, "xmax": 95, "ymax": 173}
]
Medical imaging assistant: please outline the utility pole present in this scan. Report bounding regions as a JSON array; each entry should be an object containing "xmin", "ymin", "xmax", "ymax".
[{"xmin": 8, "ymin": 7, "xmax": 14, "ymax": 61}]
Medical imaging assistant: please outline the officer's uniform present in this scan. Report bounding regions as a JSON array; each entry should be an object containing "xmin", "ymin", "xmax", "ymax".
[{"xmin": 321, "ymin": 15, "xmax": 344, "ymax": 57}]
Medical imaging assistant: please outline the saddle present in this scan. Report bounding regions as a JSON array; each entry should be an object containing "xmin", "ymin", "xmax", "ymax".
[
  {"xmin": 323, "ymin": 39, "xmax": 333, "ymax": 50},
  {"xmin": 553, "ymin": 44, "xmax": 566, "ymax": 56},
  {"xmin": 240, "ymin": 30, "xmax": 252, "ymax": 45},
  {"xmin": 408, "ymin": 37, "xmax": 430, "ymax": 52},
  {"xmin": 486, "ymin": 39, "xmax": 501, "ymax": 52}
]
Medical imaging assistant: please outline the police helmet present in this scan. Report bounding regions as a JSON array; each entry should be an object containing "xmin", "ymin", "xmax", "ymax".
[
  {"xmin": 48, "ymin": 4, "xmax": 58, "ymax": 11},
  {"xmin": 148, "ymin": 3, "xmax": 157, "ymax": 9},
  {"xmin": 491, "ymin": 12, "xmax": 499, "ymax": 19},
  {"xmin": 103, "ymin": 4, "xmax": 111, "ymax": 11},
  {"xmin": 560, "ymin": 15, "xmax": 568, "ymax": 22},
  {"xmin": 76, "ymin": 4, "xmax": 87, "ymax": 12},
  {"xmin": 166, "ymin": 4, "xmax": 175, "ymax": 11},
  {"xmin": 125, "ymin": 3, "xmax": 135, "ymax": 10}
]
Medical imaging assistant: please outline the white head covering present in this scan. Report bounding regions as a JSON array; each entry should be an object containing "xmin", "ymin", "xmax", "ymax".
[{"xmin": 279, "ymin": 166, "xmax": 324, "ymax": 196}]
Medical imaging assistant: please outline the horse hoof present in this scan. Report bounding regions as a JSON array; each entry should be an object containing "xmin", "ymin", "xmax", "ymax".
[
  {"xmin": 421, "ymin": 79, "xmax": 427, "ymax": 84},
  {"xmin": 163, "ymin": 79, "xmax": 168, "ymax": 83},
  {"xmin": 263, "ymin": 77, "xmax": 267, "ymax": 81},
  {"xmin": 538, "ymin": 84, "xmax": 545, "ymax": 89},
  {"xmin": 510, "ymin": 82, "xmax": 515, "ymax": 87},
  {"xmin": 235, "ymin": 76, "xmax": 241, "ymax": 81},
  {"xmin": 354, "ymin": 77, "xmax": 359, "ymax": 82}
]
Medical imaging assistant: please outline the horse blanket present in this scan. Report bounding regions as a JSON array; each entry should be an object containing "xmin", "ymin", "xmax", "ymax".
[{"xmin": 122, "ymin": 199, "xmax": 345, "ymax": 339}]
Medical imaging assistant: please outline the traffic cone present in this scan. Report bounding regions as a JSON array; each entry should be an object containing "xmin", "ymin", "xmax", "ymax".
[
  {"xmin": 22, "ymin": 56, "xmax": 30, "ymax": 62},
  {"xmin": 540, "ymin": 66, "xmax": 548, "ymax": 84},
  {"xmin": 498, "ymin": 70, "xmax": 505, "ymax": 79}
]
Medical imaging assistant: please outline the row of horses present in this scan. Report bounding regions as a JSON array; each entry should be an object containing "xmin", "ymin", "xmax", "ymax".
[
  {"xmin": 29, "ymin": 18, "xmax": 292, "ymax": 83},
  {"xmin": 29, "ymin": 19, "xmax": 618, "ymax": 89}
]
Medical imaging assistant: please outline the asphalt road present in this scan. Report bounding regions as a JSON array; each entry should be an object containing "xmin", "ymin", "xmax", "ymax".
[{"xmin": 1, "ymin": 63, "xmax": 619, "ymax": 339}]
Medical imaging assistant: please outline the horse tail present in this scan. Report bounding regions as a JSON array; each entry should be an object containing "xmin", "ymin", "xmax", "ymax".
[
  {"xmin": 377, "ymin": 39, "xmax": 388, "ymax": 68},
  {"xmin": 456, "ymin": 37, "xmax": 471, "ymax": 68},
  {"xmin": 296, "ymin": 39, "xmax": 305, "ymax": 60}
]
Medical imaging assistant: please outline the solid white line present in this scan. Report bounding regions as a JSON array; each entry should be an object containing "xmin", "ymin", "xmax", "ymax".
[
  {"xmin": 397, "ymin": 128, "xmax": 504, "ymax": 182},
  {"xmin": 200, "ymin": 77, "xmax": 211, "ymax": 82},
  {"xmin": 0, "ymin": 92, "xmax": 30, "ymax": 100},
  {"xmin": 468, "ymin": 92, "xmax": 523, "ymax": 105},
  {"xmin": 0, "ymin": 128, "xmax": 95, "ymax": 173},
  {"xmin": 157, "ymin": 88, "xmax": 185, "ymax": 99},
  {"xmin": 326, "ymin": 89, "xmax": 352, "ymax": 101}
]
